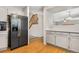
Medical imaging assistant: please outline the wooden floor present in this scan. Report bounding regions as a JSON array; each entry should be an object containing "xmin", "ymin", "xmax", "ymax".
[{"xmin": 1, "ymin": 37, "xmax": 69, "ymax": 53}]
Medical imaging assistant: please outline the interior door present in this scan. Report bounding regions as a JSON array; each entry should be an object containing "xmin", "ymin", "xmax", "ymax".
[{"xmin": 19, "ymin": 16, "xmax": 28, "ymax": 46}]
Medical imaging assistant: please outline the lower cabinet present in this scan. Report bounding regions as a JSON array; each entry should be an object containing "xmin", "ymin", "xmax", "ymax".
[
  {"xmin": 0, "ymin": 34, "xmax": 8, "ymax": 50},
  {"xmin": 55, "ymin": 32, "xmax": 69, "ymax": 49},
  {"xmin": 46, "ymin": 31, "xmax": 79, "ymax": 52},
  {"xmin": 46, "ymin": 31, "xmax": 55, "ymax": 45},
  {"xmin": 69, "ymin": 34, "xmax": 79, "ymax": 52}
]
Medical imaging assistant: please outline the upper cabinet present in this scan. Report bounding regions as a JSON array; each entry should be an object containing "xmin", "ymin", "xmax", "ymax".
[
  {"xmin": 54, "ymin": 11, "xmax": 68, "ymax": 22},
  {"xmin": 54, "ymin": 7, "xmax": 79, "ymax": 21},
  {"xmin": 0, "ymin": 7, "xmax": 7, "ymax": 21},
  {"xmin": 44, "ymin": 7, "xmax": 79, "ymax": 28},
  {"xmin": 71, "ymin": 8, "xmax": 79, "ymax": 18}
]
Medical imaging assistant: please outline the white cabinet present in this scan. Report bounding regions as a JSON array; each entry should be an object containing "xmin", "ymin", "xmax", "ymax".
[
  {"xmin": 55, "ymin": 32, "xmax": 69, "ymax": 49},
  {"xmin": 0, "ymin": 34, "xmax": 8, "ymax": 50},
  {"xmin": 54, "ymin": 11, "xmax": 68, "ymax": 22},
  {"xmin": 45, "ymin": 30, "xmax": 79, "ymax": 52},
  {"xmin": 71, "ymin": 8, "xmax": 79, "ymax": 17},
  {"xmin": 70, "ymin": 34, "xmax": 79, "ymax": 52},
  {"xmin": 46, "ymin": 31, "xmax": 55, "ymax": 45}
]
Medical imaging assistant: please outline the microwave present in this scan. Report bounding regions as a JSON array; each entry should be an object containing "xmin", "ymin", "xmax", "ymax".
[{"xmin": 0, "ymin": 21, "xmax": 6, "ymax": 31}]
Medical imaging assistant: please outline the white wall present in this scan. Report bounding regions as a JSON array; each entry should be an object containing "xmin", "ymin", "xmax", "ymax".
[
  {"xmin": 7, "ymin": 7, "xmax": 24, "ymax": 15},
  {"xmin": 0, "ymin": 6, "xmax": 24, "ymax": 21},
  {"xmin": 23, "ymin": 7, "xmax": 43, "ymax": 37},
  {"xmin": 0, "ymin": 6, "xmax": 24, "ymax": 50},
  {"xmin": 24, "ymin": 7, "xmax": 27, "ymax": 16},
  {"xmin": 29, "ymin": 11, "xmax": 43, "ymax": 37}
]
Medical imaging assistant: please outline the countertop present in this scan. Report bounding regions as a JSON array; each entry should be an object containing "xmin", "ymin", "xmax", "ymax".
[{"xmin": 45, "ymin": 25, "xmax": 79, "ymax": 34}]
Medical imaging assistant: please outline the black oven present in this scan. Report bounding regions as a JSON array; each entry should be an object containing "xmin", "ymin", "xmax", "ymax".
[{"xmin": 0, "ymin": 21, "xmax": 6, "ymax": 31}]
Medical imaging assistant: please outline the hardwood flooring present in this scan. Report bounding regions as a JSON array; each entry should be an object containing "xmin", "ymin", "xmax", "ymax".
[{"xmin": 1, "ymin": 37, "xmax": 69, "ymax": 53}]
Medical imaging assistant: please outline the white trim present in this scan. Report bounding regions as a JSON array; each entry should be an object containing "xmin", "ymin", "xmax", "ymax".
[
  {"xmin": 43, "ymin": 8, "xmax": 47, "ymax": 45},
  {"xmin": 27, "ymin": 6, "xmax": 30, "ymax": 45},
  {"xmin": 0, "ymin": 47, "xmax": 8, "ymax": 51}
]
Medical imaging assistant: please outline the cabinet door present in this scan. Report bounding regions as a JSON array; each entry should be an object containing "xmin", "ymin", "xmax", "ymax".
[
  {"xmin": 11, "ymin": 32, "xmax": 19, "ymax": 49},
  {"xmin": 0, "ymin": 34, "xmax": 8, "ymax": 50},
  {"xmin": 56, "ymin": 32, "xmax": 69, "ymax": 49},
  {"xmin": 46, "ymin": 31, "xmax": 55, "ymax": 45},
  {"xmin": 70, "ymin": 34, "xmax": 79, "ymax": 52},
  {"xmin": 54, "ymin": 11, "xmax": 67, "ymax": 22},
  {"xmin": 19, "ymin": 16, "xmax": 28, "ymax": 46}
]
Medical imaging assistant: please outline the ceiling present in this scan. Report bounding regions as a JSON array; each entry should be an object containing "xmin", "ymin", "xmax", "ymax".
[
  {"xmin": 29, "ymin": 6, "xmax": 43, "ymax": 12},
  {"xmin": 47, "ymin": 6, "xmax": 79, "ymax": 14},
  {"xmin": 14, "ymin": 6, "xmax": 44, "ymax": 12},
  {"xmin": 14, "ymin": 6, "xmax": 26, "ymax": 10},
  {"xmin": 11, "ymin": 6, "xmax": 79, "ymax": 14}
]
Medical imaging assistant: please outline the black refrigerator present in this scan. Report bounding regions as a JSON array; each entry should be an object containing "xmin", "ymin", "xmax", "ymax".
[{"xmin": 8, "ymin": 14, "xmax": 28, "ymax": 50}]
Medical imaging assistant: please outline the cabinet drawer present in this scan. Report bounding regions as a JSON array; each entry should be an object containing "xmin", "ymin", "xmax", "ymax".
[
  {"xmin": 70, "ymin": 36, "xmax": 79, "ymax": 39},
  {"xmin": 46, "ymin": 31, "xmax": 55, "ymax": 34},
  {"xmin": 56, "ymin": 32, "xmax": 68, "ymax": 36},
  {"xmin": 70, "ymin": 33, "xmax": 79, "ymax": 37}
]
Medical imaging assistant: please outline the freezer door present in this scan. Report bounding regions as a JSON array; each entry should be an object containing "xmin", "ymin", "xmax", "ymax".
[{"xmin": 19, "ymin": 16, "xmax": 28, "ymax": 46}]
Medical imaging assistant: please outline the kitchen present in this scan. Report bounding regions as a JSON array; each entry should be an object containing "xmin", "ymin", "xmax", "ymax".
[
  {"xmin": 0, "ymin": 6, "xmax": 79, "ymax": 53},
  {"xmin": 0, "ymin": 0, "xmax": 79, "ymax": 59},
  {"xmin": 44, "ymin": 6, "xmax": 79, "ymax": 52},
  {"xmin": 0, "ymin": 6, "xmax": 28, "ymax": 51}
]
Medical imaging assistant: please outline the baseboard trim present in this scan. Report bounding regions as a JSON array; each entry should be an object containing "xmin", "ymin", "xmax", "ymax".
[
  {"xmin": 0, "ymin": 47, "xmax": 8, "ymax": 51},
  {"xmin": 47, "ymin": 43, "xmax": 76, "ymax": 53},
  {"xmin": 29, "ymin": 36, "xmax": 43, "ymax": 39}
]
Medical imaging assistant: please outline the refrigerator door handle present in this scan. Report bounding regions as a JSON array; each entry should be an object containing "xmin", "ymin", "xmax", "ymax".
[{"xmin": 17, "ymin": 19, "xmax": 21, "ymax": 38}]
